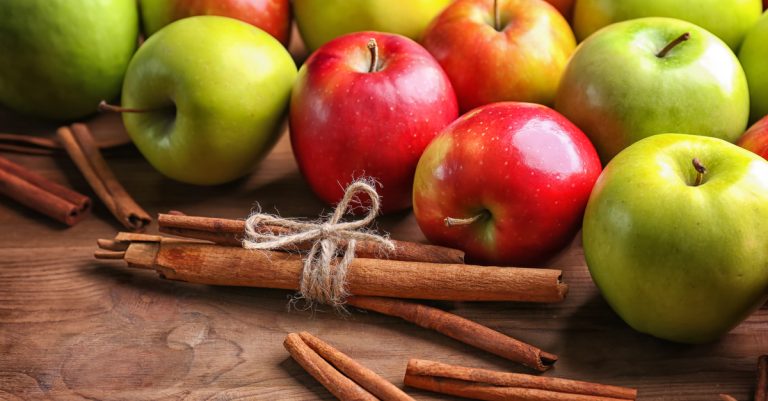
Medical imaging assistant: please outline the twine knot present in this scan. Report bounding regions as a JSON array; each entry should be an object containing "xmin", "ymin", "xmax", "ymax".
[{"xmin": 242, "ymin": 180, "xmax": 395, "ymax": 310}]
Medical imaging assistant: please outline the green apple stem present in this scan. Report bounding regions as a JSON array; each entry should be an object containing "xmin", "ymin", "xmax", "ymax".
[
  {"xmin": 98, "ymin": 100, "xmax": 153, "ymax": 113},
  {"xmin": 493, "ymin": 0, "xmax": 501, "ymax": 31},
  {"xmin": 656, "ymin": 32, "xmax": 690, "ymax": 58},
  {"xmin": 367, "ymin": 38, "xmax": 379, "ymax": 73},
  {"xmin": 444, "ymin": 211, "xmax": 488, "ymax": 227},
  {"xmin": 692, "ymin": 158, "xmax": 707, "ymax": 186}
]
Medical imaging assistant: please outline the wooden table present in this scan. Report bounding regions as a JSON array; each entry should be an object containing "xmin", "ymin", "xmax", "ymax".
[{"xmin": 0, "ymin": 108, "xmax": 766, "ymax": 401}]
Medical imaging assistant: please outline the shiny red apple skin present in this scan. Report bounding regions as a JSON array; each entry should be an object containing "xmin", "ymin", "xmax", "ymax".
[
  {"xmin": 421, "ymin": 0, "xmax": 576, "ymax": 112},
  {"xmin": 413, "ymin": 102, "xmax": 602, "ymax": 265},
  {"xmin": 141, "ymin": 0, "xmax": 291, "ymax": 46},
  {"xmin": 737, "ymin": 115, "xmax": 768, "ymax": 159},
  {"xmin": 290, "ymin": 32, "xmax": 459, "ymax": 214}
]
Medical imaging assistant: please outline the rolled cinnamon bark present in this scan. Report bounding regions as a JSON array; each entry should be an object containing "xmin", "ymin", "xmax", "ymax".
[{"xmin": 756, "ymin": 355, "xmax": 767, "ymax": 401}]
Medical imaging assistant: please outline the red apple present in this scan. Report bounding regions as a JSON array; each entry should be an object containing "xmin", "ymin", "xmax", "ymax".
[
  {"xmin": 413, "ymin": 102, "xmax": 601, "ymax": 265},
  {"xmin": 545, "ymin": 0, "xmax": 575, "ymax": 19},
  {"xmin": 290, "ymin": 32, "xmax": 459, "ymax": 214},
  {"xmin": 140, "ymin": 0, "xmax": 292, "ymax": 46},
  {"xmin": 737, "ymin": 115, "xmax": 768, "ymax": 159},
  {"xmin": 421, "ymin": 0, "xmax": 576, "ymax": 112}
]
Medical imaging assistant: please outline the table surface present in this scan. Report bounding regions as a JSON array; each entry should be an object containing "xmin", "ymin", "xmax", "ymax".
[{"xmin": 1, "ymin": 69, "xmax": 767, "ymax": 401}]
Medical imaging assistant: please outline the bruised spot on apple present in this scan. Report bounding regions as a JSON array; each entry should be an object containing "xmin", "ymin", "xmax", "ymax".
[{"xmin": 413, "ymin": 102, "xmax": 601, "ymax": 266}]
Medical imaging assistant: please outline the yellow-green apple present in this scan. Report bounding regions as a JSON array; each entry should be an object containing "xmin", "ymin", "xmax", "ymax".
[
  {"xmin": 294, "ymin": 0, "xmax": 452, "ymax": 51},
  {"xmin": 140, "ymin": 0, "xmax": 291, "ymax": 47},
  {"xmin": 739, "ymin": 11, "xmax": 768, "ymax": 122},
  {"xmin": 0, "ymin": 0, "xmax": 138, "ymax": 120},
  {"xmin": 738, "ymin": 116, "xmax": 768, "ymax": 159},
  {"xmin": 573, "ymin": 0, "xmax": 761, "ymax": 50},
  {"xmin": 413, "ymin": 102, "xmax": 601, "ymax": 266},
  {"xmin": 422, "ymin": 0, "xmax": 576, "ymax": 112},
  {"xmin": 120, "ymin": 16, "xmax": 297, "ymax": 185},
  {"xmin": 583, "ymin": 133, "xmax": 768, "ymax": 343},
  {"xmin": 290, "ymin": 32, "xmax": 458, "ymax": 214},
  {"xmin": 556, "ymin": 18, "xmax": 749, "ymax": 163}
]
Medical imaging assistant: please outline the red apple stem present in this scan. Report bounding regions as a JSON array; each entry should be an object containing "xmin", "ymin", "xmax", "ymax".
[
  {"xmin": 98, "ymin": 100, "xmax": 153, "ymax": 114},
  {"xmin": 493, "ymin": 0, "xmax": 501, "ymax": 31},
  {"xmin": 656, "ymin": 32, "xmax": 690, "ymax": 58},
  {"xmin": 692, "ymin": 158, "xmax": 707, "ymax": 186},
  {"xmin": 367, "ymin": 38, "xmax": 379, "ymax": 73},
  {"xmin": 444, "ymin": 212, "xmax": 488, "ymax": 227}
]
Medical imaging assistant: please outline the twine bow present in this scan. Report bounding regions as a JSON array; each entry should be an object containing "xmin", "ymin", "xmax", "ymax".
[{"xmin": 242, "ymin": 180, "xmax": 395, "ymax": 310}]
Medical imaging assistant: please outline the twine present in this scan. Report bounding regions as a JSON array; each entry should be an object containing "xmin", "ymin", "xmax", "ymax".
[{"xmin": 242, "ymin": 180, "xmax": 395, "ymax": 310}]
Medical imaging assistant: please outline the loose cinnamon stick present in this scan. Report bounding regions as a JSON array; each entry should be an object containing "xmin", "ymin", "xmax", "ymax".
[
  {"xmin": 57, "ymin": 124, "xmax": 150, "ymax": 231},
  {"xmin": 404, "ymin": 359, "xmax": 637, "ymax": 401},
  {"xmin": 283, "ymin": 333, "xmax": 378, "ymax": 401},
  {"xmin": 95, "ymin": 234, "xmax": 568, "ymax": 302},
  {"xmin": 157, "ymin": 213, "xmax": 465, "ymax": 264},
  {"xmin": 0, "ymin": 156, "xmax": 90, "ymax": 225},
  {"xmin": 346, "ymin": 296, "xmax": 555, "ymax": 371},
  {"xmin": 0, "ymin": 133, "xmax": 59, "ymax": 155},
  {"xmin": 298, "ymin": 332, "xmax": 414, "ymax": 401},
  {"xmin": 756, "ymin": 355, "xmax": 767, "ymax": 401},
  {"xmin": 721, "ymin": 394, "xmax": 738, "ymax": 401}
]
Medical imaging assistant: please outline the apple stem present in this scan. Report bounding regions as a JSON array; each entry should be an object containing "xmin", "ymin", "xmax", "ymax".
[
  {"xmin": 98, "ymin": 100, "xmax": 153, "ymax": 113},
  {"xmin": 692, "ymin": 158, "xmax": 707, "ymax": 186},
  {"xmin": 494, "ymin": 0, "xmax": 501, "ymax": 31},
  {"xmin": 367, "ymin": 38, "xmax": 379, "ymax": 73},
  {"xmin": 444, "ymin": 212, "xmax": 488, "ymax": 227},
  {"xmin": 656, "ymin": 32, "xmax": 690, "ymax": 58}
]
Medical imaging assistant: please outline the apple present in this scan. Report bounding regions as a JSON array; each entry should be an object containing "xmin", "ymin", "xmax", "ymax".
[
  {"xmin": 0, "ymin": 0, "xmax": 138, "ymax": 120},
  {"xmin": 413, "ymin": 102, "xmax": 601, "ymax": 266},
  {"xmin": 293, "ymin": 0, "xmax": 452, "ymax": 51},
  {"xmin": 737, "ymin": 115, "xmax": 768, "ymax": 159},
  {"xmin": 120, "ymin": 16, "xmax": 297, "ymax": 185},
  {"xmin": 140, "ymin": 0, "xmax": 291, "ymax": 47},
  {"xmin": 739, "ymin": 11, "xmax": 768, "ymax": 123},
  {"xmin": 545, "ymin": 0, "xmax": 575, "ymax": 20},
  {"xmin": 555, "ymin": 17, "xmax": 749, "ymax": 163},
  {"xmin": 583, "ymin": 133, "xmax": 768, "ymax": 343},
  {"xmin": 290, "ymin": 32, "xmax": 458, "ymax": 214},
  {"xmin": 573, "ymin": 0, "xmax": 762, "ymax": 50},
  {"xmin": 422, "ymin": 0, "xmax": 576, "ymax": 112}
]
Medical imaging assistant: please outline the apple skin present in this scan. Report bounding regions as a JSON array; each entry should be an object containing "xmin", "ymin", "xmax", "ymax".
[
  {"xmin": 0, "ymin": 0, "xmax": 138, "ymax": 120},
  {"xmin": 739, "ymin": 11, "xmax": 768, "ymax": 123},
  {"xmin": 545, "ymin": 0, "xmax": 575, "ymax": 20},
  {"xmin": 422, "ymin": 0, "xmax": 576, "ymax": 112},
  {"xmin": 121, "ymin": 16, "xmax": 297, "ymax": 185},
  {"xmin": 573, "ymin": 0, "xmax": 761, "ymax": 50},
  {"xmin": 555, "ymin": 17, "xmax": 749, "ymax": 164},
  {"xmin": 140, "ymin": 0, "xmax": 291, "ymax": 47},
  {"xmin": 737, "ymin": 115, "xmax": 768, "ymax": 159},
  {"xmin": 413, "ymin": 102, "xmax": 601, "ymax": 266},
  {"xmin": 290, "ymin": 32, "xmax": 458, "ymax": 214},
  {"xmin": 294, "ymin": 0, "xmax": 452, "ymax": 51},
  {"xmin": 584, "ymin": 134, "xmax": 768, "ymax": 343}
]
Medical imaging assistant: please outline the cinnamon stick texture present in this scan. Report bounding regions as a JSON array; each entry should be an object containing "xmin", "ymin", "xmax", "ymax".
[
  {"xmin": 346, "ymin": 296, "xmax": 556, "ymax": 372},
  {"xmin": 95, "ymin": 235, "xmax": 568, "ymax": 302},
  {"xmin": 283, "ymin": 333, "xmax": 378, "ymax": 401},
  {"xmin": 0, "ymin": 133, "xmax": 59, "ymax": 155},
  {"xmin": 756, "ymin": 355, "xmax": 767, "ymax": 401},
  {"xmin": 297, "ymin": 332, "xmax": 414, "ymax": 401},
  {"xmin": 0, "ymin": 155, "xmax": 90, "ymax": 225},
  {"xmin": 404, "ymin": 359, "xmax": 637, "ymax": 401},
  {"xmin": 57, "ymin": 124, "xmax": 150, "ymax": 231},
  {"xmin": 157, "ymin": 213, "xmax": 465, "ymax": 264}
]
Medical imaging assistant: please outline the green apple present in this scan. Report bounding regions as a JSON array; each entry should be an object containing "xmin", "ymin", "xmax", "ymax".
[
  {"xmin": 739, "ymin": 11, "xmax": 768, "ymax": 122},
  {"xmin": 294, "ymin": 0, "xmax": 452, "ymax": 51},
  {"xmin": 0, "ymin": 0, "xmax": 138, "ymax": 120},
  {"xmin": 574, "ymin": 0, "xmax": 761, "ymax": 50},
  {"xmin": 555, "ymin": 17, "xmax": 749, "ymax": 163},
  {"xmin": 584, "ymin": 133, "xmax": 768, "ymax": 343},
  {"xmin": 121, "ymin": 16, "xmax": 297, "ymax": 185}
]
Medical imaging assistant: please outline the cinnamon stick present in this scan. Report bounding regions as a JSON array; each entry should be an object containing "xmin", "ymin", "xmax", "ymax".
[
  {"xmin": 0, "ymin": 133, "xmax": 59, "ymax": 155},
  {"xmin": 721, "ymin": 394, "xmax": 738, "ymax": 401},
  {"xmin": 283, "ymin": 333, "xmax": 378, "ymax": 401},
  {"xmin": 57, "ymin": 124, "xmax": 150, "ymax": 231},
  {"xmin": 157, "ymin": 213, "xmax": 465, "ymax": 264},
  {"xmin": 756, "ymin": 355, "xmax": 767, "ymax": 401},
  {"xmin": 0, "ymin": 155, "xmax": 90, "ymax": 225},
  {"xmin": 346, "ymin": 296, "xmax": 555, "ymax": 371},
  {"xmin": 404, "ymin": 359, "xmax": 637, "ymax": 401},
  {"xmin": 95, "ymin": 234, "xmax": 568, "ymax": 302},
  {"xmin": 298, "ymin": 332, "xmax": 414, "ymax": 401}
]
